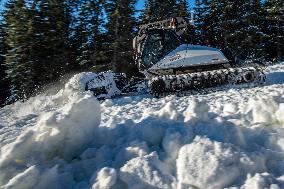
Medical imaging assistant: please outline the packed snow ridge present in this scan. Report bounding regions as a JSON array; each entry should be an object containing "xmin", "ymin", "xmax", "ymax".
[{"xmin": 1, "ymin": 63, "xmax": 284, "ymax": 189}]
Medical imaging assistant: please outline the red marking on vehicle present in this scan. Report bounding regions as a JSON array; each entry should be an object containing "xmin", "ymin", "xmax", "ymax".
[{"xmin": 169, "ymin": 53, "xmax": 181, "ymax": 61}]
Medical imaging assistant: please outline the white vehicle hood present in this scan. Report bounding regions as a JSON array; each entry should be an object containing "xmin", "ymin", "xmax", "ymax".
[{"xmin": 150, "ymin": 44, "xmax": 229, "ymax": 70}]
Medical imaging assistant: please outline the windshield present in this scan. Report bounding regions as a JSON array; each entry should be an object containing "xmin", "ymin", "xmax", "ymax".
[{"xmin": 141, "ymin": 30, "xmax": 180, "ymax": 69}]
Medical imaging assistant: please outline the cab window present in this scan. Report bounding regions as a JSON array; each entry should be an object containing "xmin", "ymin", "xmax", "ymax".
[{"xmin": 142, "ymin": 31, "xmax": 180, "ymax": 68}]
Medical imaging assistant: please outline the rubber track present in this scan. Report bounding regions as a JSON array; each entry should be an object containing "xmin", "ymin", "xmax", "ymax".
[{"xmin": 149, "ymin": 66, "xmax": 266, "ymax": 97}]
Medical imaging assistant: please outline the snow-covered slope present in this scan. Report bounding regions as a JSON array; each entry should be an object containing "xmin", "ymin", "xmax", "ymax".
[{"xmin": 1, "ymin": 63, "xmax": 284, "ymax": 189}]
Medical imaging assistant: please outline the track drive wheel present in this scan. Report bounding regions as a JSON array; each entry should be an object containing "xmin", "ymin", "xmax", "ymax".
[
  {"xmin": 150, "ymin": 79, "xmax": 166, "ymax": 97},
  {"xmin": 242, "ymin": 69, "xmax": 255, "ymax": 83}
]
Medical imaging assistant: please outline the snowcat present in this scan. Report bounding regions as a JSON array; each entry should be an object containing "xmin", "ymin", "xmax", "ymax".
[{"xmin": 86, "ymin": 17, "xmax": 266, "ymax": 99}]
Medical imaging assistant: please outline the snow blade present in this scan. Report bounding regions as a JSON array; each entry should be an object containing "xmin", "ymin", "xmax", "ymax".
[
  {"xmin": 86, "ymin": 71, "xmax": 127, "ymax": 100},
  {"xmin": 85, "ymin": 71, "xmax": 147, "ymax": 100}
]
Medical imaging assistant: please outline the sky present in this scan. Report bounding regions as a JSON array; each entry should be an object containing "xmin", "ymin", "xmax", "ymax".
[{"xmin": 0, "ymin": 0, "xmax": 5, "ymax": 12}]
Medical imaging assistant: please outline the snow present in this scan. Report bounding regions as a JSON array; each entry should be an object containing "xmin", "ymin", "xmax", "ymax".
[
  {"xmin": 120, "ymin": 152, "xmax": 175, "ymax": 189},
  {"xmin": 0, "ymin": 73, "xmax": 100, "ymax": 188},
  {"xmin": 240, "ymin": 173, "xmax": 284, "ymax": 189},
  {"xmin": 1, "ymin": 63, "xmax": 284, "ymax": 189},
  {"xmin": 91, "ymin": 167, "xmax": 117, "ymax": 189},
  {"xmin": 176, "ymin": 136, "xmax": 259, "ymax": 189}
]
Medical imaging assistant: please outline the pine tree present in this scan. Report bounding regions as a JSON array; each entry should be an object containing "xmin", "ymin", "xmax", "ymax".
[
  {"xmin": 194, "ymin": 0, "xmax": 267, "ymax": 61},
  {"xmin": 3, "ymin": 0, "xmax": 35, "ymax": 100},
  {"xmin": 177, "ymin": 0, "xmax": 190, "ymax": 19},
  {"xmin": 225, "ymin": 0, "xmax": 267, "ymax": 61},
  {"xmin": 140, "ymin": 0, "xmax": 159, "ymax": 23},
  {"xmin": 32, "ymin": 0, "xmax": 72, "ymax": 81},
  {"xmin": 141, "ymin": 0, "xmax": 179, "ymax": 23},
  {"xmin": 193, "ymin": 0, "xmax": 212, "ymax": 44},
  {"xmin": 264, "ymin": 0, "xmax": 284, "ymax": 61},
  {"xmin": 3, "ymin": 0, "xmax": 73, "ymax": 101},
  {"xmin": 193, "ymin": 0, "xmax": 202, "ymax": 44},
  {"xmin": 176, "ymin": 0, "xmax": 194, "ymax": 43},
  {"xmin": 105, "ymin": 0, "xmax": 137, "ymax": 73},
  {"xmin": 73, "ymin": 0, "xmax": 105, "ymax": 68},
  {"xmin": 0, "ymin": 19, "xmax": 10, "ymax": 106},
  {"xmin": 159, "ymin": 0, "xmax": 178, "ymax": 18},
  {"xmin": 200, "ymin": 0, "xmax": 228, "ymax": 47}
]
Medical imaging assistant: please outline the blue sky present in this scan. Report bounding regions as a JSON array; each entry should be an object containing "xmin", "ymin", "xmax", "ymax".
[{"xmin": 0, "ymin": 0, "xmax": 5, "ymax": 12}]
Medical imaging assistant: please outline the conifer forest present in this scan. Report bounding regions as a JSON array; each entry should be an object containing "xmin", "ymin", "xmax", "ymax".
[{"xmin": 0, "ymin": 0, "xmax": 283, "ymax": 106}]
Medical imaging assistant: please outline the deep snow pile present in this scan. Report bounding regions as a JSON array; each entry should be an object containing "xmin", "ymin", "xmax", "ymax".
[{"xmin": 1, "ymin": 63, "xmax": 284, "ymax": 189}]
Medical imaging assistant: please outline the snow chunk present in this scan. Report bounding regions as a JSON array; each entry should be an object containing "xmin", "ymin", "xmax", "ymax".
[
  {"xmin": 64, "ymin": 72, "xmax": 97, "ymax": 94},
  {"xmin": 0, "ymin": 94, "xmax": 100, "ymax": 186},
  {"xmin": 162, "ymin": 127, "xmax": 193, "ymax": 162},
  {"xmin": 183, "ymin": 99, "xmax": 209, "ymax": 122},
  {"xmin": 2, "ymin": 165, "xmax": 74, "ymax": 189},
  {"xmin": 245, "ymin": 97, "xmax": 279, "ymax": 124},
  {"xmin": 241, "ymin": 173, "xmax": 283, "ymax": 189},
  {"xmin": 91, "ymin": 167, "xmax": 117, "ymax": 189},
  {"xmin": 120, "ymin": 152, "xmax": 175, "ymax": 189},
  {"xmin": 276, "ymin": 103, "xmax": 284, "ymax": 125},
  {"xmin": 135, "ymin": 117, "xmax": 167, "ymax": 146},
  {"xmin": 114, "ymin": 141, "xmax": 149, "ymax": 167},
  {"xmin": 157, "ymin": 102, "xmax": 179, "ymax": 120},
  {"xmin": 176, "ymin": 136, "xmax": 257, "ymax": 189},
  {"xmin": 2, "ymin": 166, "xmax": 39, "ymax": 189},
  {"xmin": 223, "ymin": 102, "xmax": 239, "ymax": 116}
]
